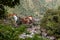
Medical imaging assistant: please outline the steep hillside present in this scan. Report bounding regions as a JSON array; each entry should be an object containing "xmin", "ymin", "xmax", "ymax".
[{"xmin": 5, "ymin": 0, "xmax": 60, "ymax": 18}]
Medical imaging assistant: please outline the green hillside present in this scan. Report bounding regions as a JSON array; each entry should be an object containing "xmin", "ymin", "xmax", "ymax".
[{"xmin": 0, "ymin": 0, "xmax": 60, "ymax": 40}]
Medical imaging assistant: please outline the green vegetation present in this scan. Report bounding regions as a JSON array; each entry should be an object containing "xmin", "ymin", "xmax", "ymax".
[
  {"xmin": 0, "ymin": 24, "xmax": 50, "ymax": 40},
  {"xmin": 0, "ymin": 24, "xmax": 26, "ymax": 40},
  {"xmin": 19, "ymin": 34, "xmax": 50, "ymax": 40},
  {"xmin": 0, "ymin": 5, "xmax": 6, "ymax": 19},
  {"xmin": 0, "ymin": 0, "xmax": 20, "ymax": 7},
  {"xmin": 40, "ymin": 8, "xmax": 60, "ymax": 38},
  {"xmin": 0, "ymin": 0, "xmax": 20, "ymax": 19},
  {"xmin": 0, "ymin": 0, "xmax": 60, "ymax": 40}
]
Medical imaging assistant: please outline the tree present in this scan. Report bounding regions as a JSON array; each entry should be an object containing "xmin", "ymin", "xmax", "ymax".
[
  {"xmin": 0, "ymin": 5, "xmax": 6, "ymax": 19},
  {"xmin": 0, "ymin": 0, "xmax": 20, "ymax": 7}
]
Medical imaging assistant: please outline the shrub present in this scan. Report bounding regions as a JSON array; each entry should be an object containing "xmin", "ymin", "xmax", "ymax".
[
  {"xmin": 40, "ymin": 9, "xmax": 60, "ymax": 38},
  {"xmin": 0, "ymin": 24, "xmax": 26, "ymax": 40},
  {"xmin": 0, "ymin": 5, "xmax": 6, "ymax": 19}
]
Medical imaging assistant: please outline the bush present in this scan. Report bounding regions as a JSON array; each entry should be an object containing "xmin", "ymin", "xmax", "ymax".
[
  {"xmin": 0, "ymin": 0, "xmax": 20, "ymax": 7},
  {"xmin": 0, "ymin": 5, "xmax": 6, "ymax": 19},
  {"xmin": 40, "ymin": 9, "xmax": 60, "ymax": 38},
  {"xmin": 0, "ymin": 0, "xmax": 20, "ymax": 19},
  {"xmin": 0, "ymin": 24, "xmax": 26, "ymax": 40}
]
